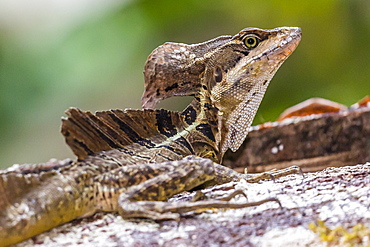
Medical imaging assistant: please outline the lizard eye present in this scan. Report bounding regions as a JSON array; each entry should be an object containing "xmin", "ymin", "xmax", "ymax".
[{"xmin": 244, "ymin": 36, "xmax": 260, "ymax": 48}]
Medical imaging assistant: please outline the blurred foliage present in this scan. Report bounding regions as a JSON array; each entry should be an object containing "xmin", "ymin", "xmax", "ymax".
[
  {"xmin": 309, "ymin": 220, "xmax": 370, "ymax": 246},
  {"xmin": 0, "ymin": 0, "xmax": 370, "ymax": 168}
]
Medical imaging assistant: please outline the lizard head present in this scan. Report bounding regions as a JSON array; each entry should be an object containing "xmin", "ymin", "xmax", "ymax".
[
  {"xmin": 142, "ymin": 34, "xmax": 232, "ymax": 109},
  {"xmin": 141, "ymin": 27, "xmax": 301, "ymax": 156},
  {"xmin": 210, "ymin": 27, "xmax": 301, "ymax": 154}
]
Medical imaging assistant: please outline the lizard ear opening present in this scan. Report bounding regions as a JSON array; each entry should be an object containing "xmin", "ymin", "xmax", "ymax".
[{"xmin": 214, "ymin": 67, "xmax": 223, "ymax": 83}]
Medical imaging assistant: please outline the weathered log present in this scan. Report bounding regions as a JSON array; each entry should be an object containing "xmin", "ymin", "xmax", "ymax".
[{"xmin": 223, "ymin": 107, "xmax": 370, "ymax": 173}]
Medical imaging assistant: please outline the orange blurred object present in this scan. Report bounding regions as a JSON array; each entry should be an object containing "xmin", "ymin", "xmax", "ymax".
[
  {"xmin": 278, "ymin": 98, "xmax": 347, "ymax": 121},
  {"xmin": 351, "ymin": 96, "xmax": 370, "ymax": 109}
]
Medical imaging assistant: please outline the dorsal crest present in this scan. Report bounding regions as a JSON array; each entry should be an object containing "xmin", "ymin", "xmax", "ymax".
[{"xmin": 61, "ymin": 108, "xmax": 186, "ymax": 160}]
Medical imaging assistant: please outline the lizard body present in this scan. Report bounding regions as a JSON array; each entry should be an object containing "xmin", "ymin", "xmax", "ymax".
[{"xmin": 0, "ymin": 27, "xmax": 301, "ymax": 246}]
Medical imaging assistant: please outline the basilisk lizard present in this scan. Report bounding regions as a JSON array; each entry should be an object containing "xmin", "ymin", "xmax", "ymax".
[{"xmin": 0, "ymin": 27, "xmax": 301, "ymax": 246}]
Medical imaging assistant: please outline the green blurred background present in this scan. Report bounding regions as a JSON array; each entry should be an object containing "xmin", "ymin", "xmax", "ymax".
[{"xmin": 1, "ymin": 0, "xmax": 369, "ymax": 168}]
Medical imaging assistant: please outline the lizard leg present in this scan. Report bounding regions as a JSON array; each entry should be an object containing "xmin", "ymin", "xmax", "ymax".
[
  {"xmin": 117, "ymin": 156, "xmax": 217, "ymax": 220},
  {"xmin": 117, "ymin": 157, "xmax": 293, "ymax": 220},
  {"xmin": 190, "ymin": 165, "xmax": 302, "ymax": 202},
  {"xmin": 188, "ymin": 165, "xmax": 302, "ymax": 206}
]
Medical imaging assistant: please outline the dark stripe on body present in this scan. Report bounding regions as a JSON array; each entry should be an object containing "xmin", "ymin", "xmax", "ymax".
[
  {"xmin": 157, "ymin": 153, "xmax": 176, "ymax": 161},
  {"xmin": 175, "ymin": 136, "xmax": 195, "ymax": 155},
  {"xmin": 156, "ymin": 110, "xmax": 177, "ymax": 137},
  {"xmin": 107, "ymin": 112, "xmax": 186, "ymax": 157},
  {"xmin": 203, "ymin": 103, "xmax": 211, "ymax": 109},
  {"xmin": 155, "ymin": 144, "xmax": 183, "ymax": 156},
  {"xmin": 108, "ymin": 113, "xmax": 155, "ymax": 148},
  {"xmin": 108, "ymin": 113, "xmax": 143, "ymax": 142},
  {"xmin": 164, "ymin": 83, "xmax": 179, "ymax": 92},
  {"xmin": 81, "ymin": 114, "xmax": 122, "ymax": 149},
  {"xmin": 196, "ymin": 123, "xmax": 216, "ymax": 142},
  {"xmin": 74, "ymin": 139, "xmax": 94, "ymax": 156},
  {"xmin": 234, "ymin": 49, "xmax": 249, "ymax": 56},
  {"xmin": 115, "ymin": 148, "xmax": 152, "ymax": 161},
  {"xmin": 182, "ymin": 105, "xmax": 197, "ymax": 125}
]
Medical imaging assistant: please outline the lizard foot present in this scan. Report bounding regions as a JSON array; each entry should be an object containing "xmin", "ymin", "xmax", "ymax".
[
  {"xmin": 244, "ymin": 165, "xmax": 303, "ymax": 183},
  {"xmin": 118, "ymin": 192, "xmax": 281, "ymax": 221}
]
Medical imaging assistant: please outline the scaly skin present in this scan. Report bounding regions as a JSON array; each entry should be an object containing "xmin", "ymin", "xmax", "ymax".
[{"xmin": 0, "ymin": 27, "xmax": 301, "ymax": 246}]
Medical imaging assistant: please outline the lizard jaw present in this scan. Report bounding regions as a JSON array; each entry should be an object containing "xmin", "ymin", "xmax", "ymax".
[{"xmin": 211, "ymin": 27, "xmax": 302, "ymax": 155}]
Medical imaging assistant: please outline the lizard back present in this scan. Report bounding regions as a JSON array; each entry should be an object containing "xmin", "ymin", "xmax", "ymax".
[{"xmin": 61, "ymin": 106, "xmax": 219, "ymax": 163}]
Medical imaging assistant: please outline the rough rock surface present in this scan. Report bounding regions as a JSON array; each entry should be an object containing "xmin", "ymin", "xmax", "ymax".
[{"xmin": 15, "ymin": 163, "xmax": 370, "ymax": 247}]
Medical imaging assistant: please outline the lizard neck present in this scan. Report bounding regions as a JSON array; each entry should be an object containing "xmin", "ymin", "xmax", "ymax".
[{"xmin": 181, "ymin": 86, "xmax": 221, "ymax": 162}]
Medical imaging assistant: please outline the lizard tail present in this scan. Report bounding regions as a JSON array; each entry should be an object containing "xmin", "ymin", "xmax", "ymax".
[{"xmin": 0, "ymin": 165, "xmax": 82, "ymax": 247}]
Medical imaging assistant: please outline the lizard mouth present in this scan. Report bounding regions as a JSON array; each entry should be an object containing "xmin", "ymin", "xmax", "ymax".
[{"xmin": 268, "ymin": 27, "xmax": 302, "ymax": 60}]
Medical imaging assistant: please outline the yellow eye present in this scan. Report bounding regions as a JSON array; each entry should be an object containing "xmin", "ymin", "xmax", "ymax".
[{"xmin": 244, "ymin": 36, "xmax": 259, "ymax": 48}]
